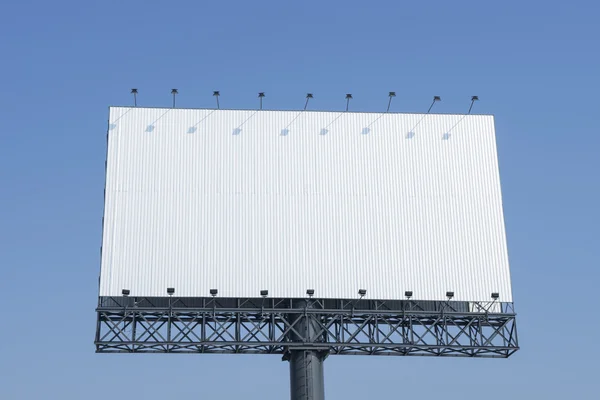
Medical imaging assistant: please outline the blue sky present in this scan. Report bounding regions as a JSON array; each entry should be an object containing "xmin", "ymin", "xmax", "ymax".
[{"xmin": 0, "ymin": 0, "xmax": 599, "ymax": 398}]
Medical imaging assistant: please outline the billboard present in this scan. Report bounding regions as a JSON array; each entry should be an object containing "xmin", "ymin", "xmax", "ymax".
[{"xmin": 99, "ymin": 107, "xmax": 512, "ymax": 302}]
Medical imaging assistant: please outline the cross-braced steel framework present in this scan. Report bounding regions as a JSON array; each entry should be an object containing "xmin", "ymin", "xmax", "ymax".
[{"xmin": 95, "ymin": 297, "xmax": 518, "ymax": 358}]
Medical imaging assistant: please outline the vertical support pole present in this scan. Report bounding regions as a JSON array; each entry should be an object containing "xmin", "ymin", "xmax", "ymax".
[
  {"xmin": 95, "ymin": 312, "xmax": 101, "ymax": 351},
  {"xmin": 287, "ymin": 299, "xmax": 325, "ymax": 400},
  {"xmin": 167, "ymin": 296, "xmax": 172, "ymax": 352},
  {"xmin": 132, "ymin": 298, "xmax": 137, "ymax": 351}
]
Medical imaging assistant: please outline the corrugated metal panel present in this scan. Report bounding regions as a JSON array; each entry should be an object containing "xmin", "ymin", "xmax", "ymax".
[{"xmin": 99, "ymin": 107, "xmax": 512, "ymax": 302}]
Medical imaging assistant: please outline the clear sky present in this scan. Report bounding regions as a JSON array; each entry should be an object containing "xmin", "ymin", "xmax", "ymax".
[{"xmin": 0, "ymin": 0, "xmax": 598, "ymax": 399}]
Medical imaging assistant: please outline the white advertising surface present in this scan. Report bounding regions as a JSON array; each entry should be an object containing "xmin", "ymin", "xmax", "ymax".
[{"xmin": 99, "ymin": 107, "xmax": 512, "ymax": 301}]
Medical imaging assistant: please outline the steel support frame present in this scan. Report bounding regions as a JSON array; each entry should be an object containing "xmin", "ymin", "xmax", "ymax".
[
  {"xmin": 288, "ymin": 300, "xmax": 325, "ymax": 400},
  {"xmin": 95, "ymin": 297, "xmax": 518, "ymax": 358}
]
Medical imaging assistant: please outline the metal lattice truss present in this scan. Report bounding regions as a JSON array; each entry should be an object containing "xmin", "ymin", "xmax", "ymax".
[{"xmin": 95, "ymin": 297, "xmax": 518, "ymax": 358}]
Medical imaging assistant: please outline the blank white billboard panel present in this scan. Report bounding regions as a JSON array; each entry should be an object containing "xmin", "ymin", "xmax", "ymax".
[{"xmin": 99, "ymin": 107, "xmax": 512, "ymax": 301}]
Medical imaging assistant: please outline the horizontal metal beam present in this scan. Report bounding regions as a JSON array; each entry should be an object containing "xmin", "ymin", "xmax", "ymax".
[
  {"xmin": 98, "ymin": 296, "xmax": 515, "ymax": 313},
  {"xmin": 95, "ymin": 297, "xmax": 518, "ymax": 358}
]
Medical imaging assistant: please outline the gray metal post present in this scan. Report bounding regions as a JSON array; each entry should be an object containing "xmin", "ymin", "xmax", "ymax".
[{"xmin": 287, "ymin": 299, "xmax": 325, "ymax": 400}]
